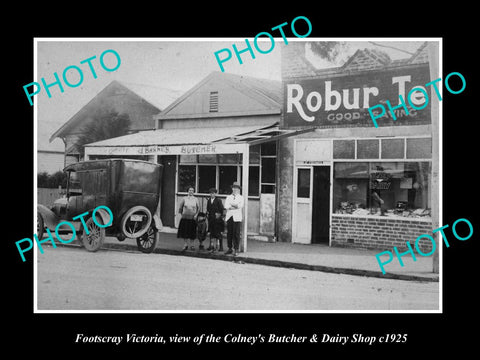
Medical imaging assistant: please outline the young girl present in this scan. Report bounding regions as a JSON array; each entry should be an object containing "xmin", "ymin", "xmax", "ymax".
[
  {"xmin": 209, "ymin": 211, "xmax": 225, "ymax": 252},
  {"xmin": 196, "ymin": 212, "xmax": 208, "ymax": 250}
]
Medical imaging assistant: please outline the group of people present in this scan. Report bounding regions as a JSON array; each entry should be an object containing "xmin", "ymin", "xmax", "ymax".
[{"xmin": 177, "ymin": 182, "xmax": 244, "ymax": 256}]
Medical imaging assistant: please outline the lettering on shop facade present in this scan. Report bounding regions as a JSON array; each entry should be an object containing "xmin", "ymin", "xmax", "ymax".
[
  {"xmin": 284, "ymin": 64, "xmax": 431, "ymax": 128},
  {"xmin": 135, "ymin": 144, "xmax": 217, "ymax": 155},
  {"xmin": 87, "ymin": 143, "xmax": 245, "ymax": 157}
]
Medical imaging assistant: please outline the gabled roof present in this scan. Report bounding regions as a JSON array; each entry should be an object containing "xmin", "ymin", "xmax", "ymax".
[
  {"xmin": 341, "ymin": 48, "xmax": 392, "ymax": 71},
  {"xmin": 299, "ymin": 41, "xmax": 430, "ymax": 78},
  {"xmin": 119, "ymin": 81, "xmax": 183, "ymax": 110},
  {"xmin": 49, "ymin": 80, "xmax": 182, "ymax": 142},
  {"xmin": 155, "ymin": 71, "xmax": 282, "ymax": 120}
]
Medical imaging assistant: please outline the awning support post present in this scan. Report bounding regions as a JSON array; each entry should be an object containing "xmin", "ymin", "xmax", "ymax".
[{"xmin": 242, "ymin": 143, "xmax": 249, "ymax": 253}]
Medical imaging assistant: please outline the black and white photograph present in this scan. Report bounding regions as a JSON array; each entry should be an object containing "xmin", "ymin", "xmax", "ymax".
[
  {"xmin": 33, "ymin": 38, "xmax": 441, "ymax": 312},
  {"xmin": 7, "ymin": 9, "xmax": 478, "ymax": 355}
]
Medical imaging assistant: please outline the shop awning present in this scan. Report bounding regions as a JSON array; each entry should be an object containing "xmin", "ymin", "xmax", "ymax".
[
  {"xmin": 84, "ymin": 123, "xmax": 316, "ymax": 157},
  {"xmin": 212, "ymin": 123, "xmax": 317, "ymax": 146}
]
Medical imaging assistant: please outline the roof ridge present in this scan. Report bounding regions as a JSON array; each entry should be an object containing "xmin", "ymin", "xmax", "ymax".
[
  {"xmin": 212, "ymin": 70, "xmax": 281, "ymax": 85},
  {"xmin": 118, "ymin": 80, "xmax": 184, "ymax": 93},
  {"xmin": 216, "ymin": 72, "xmax": 282, "ymax": 107}
]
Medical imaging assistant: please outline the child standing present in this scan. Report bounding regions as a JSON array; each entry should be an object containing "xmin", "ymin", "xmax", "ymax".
[
  {"xmin": 210, "ymin": 212, "xmax": 225, "ymax": 252},
  {"xmin": 206, "ymin": 188, "xmax": 225, "ymax": 252}
]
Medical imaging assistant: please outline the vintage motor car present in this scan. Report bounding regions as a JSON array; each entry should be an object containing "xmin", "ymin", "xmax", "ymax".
[{"xmin": 37, "ymin": 159, "xmax": 163, "ymax": 253}]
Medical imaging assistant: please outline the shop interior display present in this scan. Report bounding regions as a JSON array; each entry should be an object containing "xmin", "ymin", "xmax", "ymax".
[{"xmin": 335, "ymin": 200, "xmax": 431, "ymax": 219}]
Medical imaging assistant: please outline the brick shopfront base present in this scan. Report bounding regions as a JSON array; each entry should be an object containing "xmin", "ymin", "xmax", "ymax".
[{"xmin": 331, "ymin": 215, "xmax": 433, "ymax": 253}]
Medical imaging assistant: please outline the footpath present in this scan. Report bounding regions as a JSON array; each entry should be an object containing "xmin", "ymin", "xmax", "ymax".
[{"xmin": 59, "ymin": 229, "xmax": 439, "ymax": 282}]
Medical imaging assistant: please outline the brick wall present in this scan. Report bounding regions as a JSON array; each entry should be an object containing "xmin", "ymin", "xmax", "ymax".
[{"xmin": 331, "ymin": 215, "xmax": 434, "ymax": 253}]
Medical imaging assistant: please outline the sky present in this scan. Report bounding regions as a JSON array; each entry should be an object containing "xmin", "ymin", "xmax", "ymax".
[{"xmin": 35, "ymin": 39, "xmax": 426, "ymax": 152}]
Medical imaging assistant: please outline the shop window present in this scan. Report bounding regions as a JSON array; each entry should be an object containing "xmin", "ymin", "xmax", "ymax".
[
  {"xmin": 334, "ymin": 162, "xmax": 369, "ymax": 178},
  {"xmin": 261, "ymin": 142, "xmax": 276, "ymax": 156},
  {"xmin": 357, "ymin": 139, "xmax": 379, "ymax": 159},
  {"xmin": 219, "ymin": 166, "xmax": 238, "ymax": 194},
  {"xmin": 238, "ymin": 166, "xmax": 260, "ymax": 196},
  {"xmin": 198, "ymin": 154, "xmax": 217, "ymax": 163},
  {"xmin": 333, "ymin": 140, "xmax": 355, "ymax": 159},
  {"xmin": 381, "ymin": 138, "xmax": 405, "ymax": 159},
  {"xmin": 179, "ymin": 155, "xmax": 197, "ymax": 163},
  {"xmin": 261, "ymin": 157, "xmax": 276, "ymax": 184},
  {"xmin": 260, "ymin": 142, "xmax": 276, "ymax": 194},
  {"xmin": 261, "ymin": 184, "xmax": 275, "ymax": 194},
  {"xmin": 333, "ymin": 162, "xmax": 431, "ymax": 219},
  {"xmin": 218, "ymin": 154, "xmax": 240, "ymax": 164},
  {"xmin": 178, "ymin": 165, "xmax": 196, "ymax": 192},
  {"xmin": 297, "ymin": 168, "xmax": 310, "ymax": 198},
  {"xmin": 249, "ymin": 145, "xmax": 261, "ymax": 164},
  {"xmin": 407, "ymin": 138, "xmax": 431, "ymax": 159},
  {"xmin": 198, "ymin": 166, "xmax": 216, "ymax": 194},
  {"xmin": 247, "ymin": 166, "xmax": 260, "ymax": 196}
]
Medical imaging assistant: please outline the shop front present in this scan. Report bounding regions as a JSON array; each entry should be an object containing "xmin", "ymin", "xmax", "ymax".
[
  {"xmin": 84, "ymin": 123, "xmax": 311, "ymax": 252},
  {"xmin": 278, "ymin": 60, "xmax": 437, "ymax": 253}
]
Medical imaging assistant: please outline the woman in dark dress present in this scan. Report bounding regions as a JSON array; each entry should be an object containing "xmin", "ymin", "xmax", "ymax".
[
  {"xmin": 206, "ymin": 188, "xmax": 224, "ymax": 251},
  {"xmin": 177, "ymin": 186, "xmax": 199, "ymax": 250}
]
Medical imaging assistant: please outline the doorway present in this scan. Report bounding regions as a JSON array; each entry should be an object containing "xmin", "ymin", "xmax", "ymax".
[
  {"xmin": 311, "ymin": 166, "xmax": 330, "ymax": 244},
  {"xmin": 158, "ymin": 155, "xmax": 176, "ymax": 227}
]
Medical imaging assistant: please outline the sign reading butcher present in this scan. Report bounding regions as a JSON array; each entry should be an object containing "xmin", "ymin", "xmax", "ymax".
[{"xmin": 283, "ymin": 64, "xmax": 432, "ymax": 128}]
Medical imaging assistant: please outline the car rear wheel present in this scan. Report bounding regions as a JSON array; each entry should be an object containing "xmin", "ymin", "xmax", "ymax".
[
  {"xmin": 136, "ymin": 226, "xmax": 158, "ymax": 253},
  {"xmin": 121, "ymin": 206, "xmax": 152, "ymax": 238},
  {"xmin": 82, "ymin": 216, "xmax": 105, "ymax": 252}
]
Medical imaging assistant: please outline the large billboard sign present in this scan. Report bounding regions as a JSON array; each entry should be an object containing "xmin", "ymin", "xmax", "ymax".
[{"xmin": 283, "ymin": 64, "xmax": 432, "ymax": 128}]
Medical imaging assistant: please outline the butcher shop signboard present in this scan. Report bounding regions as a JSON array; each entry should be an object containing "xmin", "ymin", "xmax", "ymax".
[{"xmin": 283, "ymin": 64, "xmax": 432, "ymax": 128}]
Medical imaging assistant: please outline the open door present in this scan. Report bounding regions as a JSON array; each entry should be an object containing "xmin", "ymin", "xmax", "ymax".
[{"xmin": 311, "ymin": 166, "xmax": 330, "ymax": 244}]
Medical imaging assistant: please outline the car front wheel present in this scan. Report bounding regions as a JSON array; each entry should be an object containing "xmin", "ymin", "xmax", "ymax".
[{"xmin": 82, "ymin": 216, "xmax": 105, "ymax": 252}]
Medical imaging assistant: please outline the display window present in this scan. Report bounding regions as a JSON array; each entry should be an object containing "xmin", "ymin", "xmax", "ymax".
[
  {"xmin": 333, "ymin": 161, "xmax": 431, "ymax": 219},
  {"xmin": 177, "ymin": 143, "xmax": 275, "ymax": 197}
]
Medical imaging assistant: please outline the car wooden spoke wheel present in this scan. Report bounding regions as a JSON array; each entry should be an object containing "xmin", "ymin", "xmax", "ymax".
[
  {"xmin": 136, "ymin": 226, "xmax": 158, "ymax": 253},
  {"xmin": 82, "ymin": 216, "xmax": 105, "ymax": 252}
]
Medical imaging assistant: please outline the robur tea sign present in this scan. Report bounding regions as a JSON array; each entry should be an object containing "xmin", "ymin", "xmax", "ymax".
[{"xmin": 284, "ymin": 64, "xmax": 432, "ymax": 127}]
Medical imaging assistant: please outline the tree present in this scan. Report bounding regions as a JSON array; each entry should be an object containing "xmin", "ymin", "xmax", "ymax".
[
  {"xmin": 75, "ymin": 110, "xmax": 131, "ymax": 157},
  {"xmin": 37, "ymin": 172, "xmax": 50, "ymax": 188},
  {"xmin": 37, "ymin": 171, "xmax": 67, "ymax": 188},
  {"xmin": 309, "ymin": 42, "xmax": 347, "ymax": 64}
]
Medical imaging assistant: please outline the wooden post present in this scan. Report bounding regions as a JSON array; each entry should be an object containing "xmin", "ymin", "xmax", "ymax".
[
  {"xmin": 428, "ymin": 41, "xmax": 440, "ymax": 274},
  {"xmin": 241, "ymin": 143, "xmax": 249, "ymax": 253}
]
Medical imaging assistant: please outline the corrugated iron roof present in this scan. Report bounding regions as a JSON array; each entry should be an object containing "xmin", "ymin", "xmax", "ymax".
[
  {"xmin": 85, "ymin": 124, "xmax": 275, "ymax": 147},
  {"xmin": 219, "ymin": 72, "xmax": 282, "ymax": 106}
]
